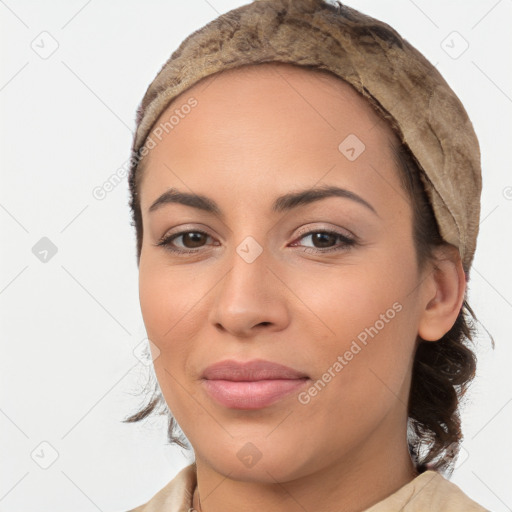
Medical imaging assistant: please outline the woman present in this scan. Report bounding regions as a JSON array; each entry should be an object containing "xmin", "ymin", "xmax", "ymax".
[{"xmin": 124, "ymin": 0, "xmax": 488, "ymax": 510}]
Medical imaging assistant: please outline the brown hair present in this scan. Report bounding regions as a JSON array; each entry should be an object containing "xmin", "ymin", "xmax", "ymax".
[
  {"xmin": 390, "ymin": 141, "xmax": 481, "ymax": 475},
  {"xmin": 124, "ymin": 93, "xmax": 485, "ymax": 474}
]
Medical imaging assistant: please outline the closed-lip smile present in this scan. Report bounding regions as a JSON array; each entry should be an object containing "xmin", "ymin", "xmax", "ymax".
[{"xmin": 201, "ymin": 358, "xmax": 310, "ymax": 409}]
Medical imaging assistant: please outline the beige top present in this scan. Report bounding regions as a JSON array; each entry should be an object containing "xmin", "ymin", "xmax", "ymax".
[{"xmin": 127, "ymin": 463, "xmax": 489, "ymax": 511}]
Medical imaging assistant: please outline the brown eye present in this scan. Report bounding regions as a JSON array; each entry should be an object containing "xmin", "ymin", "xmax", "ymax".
[
  {"xmin": 290, "ymin": 229, "xmax": 356, "ymax": 254},
  {"xmin": 308, "ymin": 232, "xmax": 338, "ymax": 249},
  {"xmin": 178, "ymin": 232, "xmax": 209, "ymax": 249},
  {"xmin": 155, "ymin": 230, "xmax": 214, "ymax": 253}
]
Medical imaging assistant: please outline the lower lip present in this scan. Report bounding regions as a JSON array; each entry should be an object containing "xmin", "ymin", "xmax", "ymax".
[{"xmin": 202, "ymin": 378, "xmax": 310, "ymax": 409}]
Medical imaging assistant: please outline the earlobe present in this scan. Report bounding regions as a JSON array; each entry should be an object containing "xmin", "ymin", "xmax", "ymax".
[{"xmin": 417, "ymin": 245, "xmax": 466, "ymax": 342}]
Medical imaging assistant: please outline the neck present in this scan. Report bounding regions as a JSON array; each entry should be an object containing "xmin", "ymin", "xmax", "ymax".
[{"xmin": 191, "ymin": 419, "xmax": 419, "ymax": 512}]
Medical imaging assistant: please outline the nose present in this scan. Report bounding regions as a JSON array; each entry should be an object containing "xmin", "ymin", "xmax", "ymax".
[{"xmin": 207, "ymin": 245, "xmax": 290, "ymax": 338}]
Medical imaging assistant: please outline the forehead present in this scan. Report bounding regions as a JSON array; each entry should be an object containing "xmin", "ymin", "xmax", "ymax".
[
  {"xmin": 181, "ymin": 62, "xmax": 394, "ymax": 140},
  {"xmin": 138, "ymin": 62, "xmax": 405, "ymax": 216}
]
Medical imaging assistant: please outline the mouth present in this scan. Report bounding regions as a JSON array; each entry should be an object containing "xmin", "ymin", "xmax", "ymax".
[
  {"xmin": 201, "ymin": 378, "xmax": 310, "ymax": 409},
  {"xmin": 200, "ymin": 358, "xmax": 310, "ymax": 409}
]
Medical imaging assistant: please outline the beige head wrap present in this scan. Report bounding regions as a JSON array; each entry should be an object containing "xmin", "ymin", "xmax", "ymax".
[{"xmin": 129, "ymin": 0, "xmax": 482, "ymax": 276}]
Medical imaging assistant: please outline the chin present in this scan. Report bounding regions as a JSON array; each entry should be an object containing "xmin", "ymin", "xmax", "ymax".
[{"xmin": 194, "ymin": 435, "xmax": 314, "ymax": 483}]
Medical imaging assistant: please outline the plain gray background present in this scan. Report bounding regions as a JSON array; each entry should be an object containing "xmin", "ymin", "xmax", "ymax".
[{"xmin": 1, "ymin": 0, "xmax": 511, "ymax": 511}]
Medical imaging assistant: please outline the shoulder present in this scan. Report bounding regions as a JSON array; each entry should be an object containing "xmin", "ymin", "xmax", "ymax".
[
  {"xmin": 125, "ymin": 463, "xmax": 197, "ymax": 512},
  {"xmin": 415, "ymin": 471, "xmax": 490, "ymax": 511},
  {"xmin": 365, "ymin": 470, "xmax": 490, "ymax": 511}
]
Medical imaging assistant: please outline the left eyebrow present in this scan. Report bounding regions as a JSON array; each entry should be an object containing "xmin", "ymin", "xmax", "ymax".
[{"xmin": 148, "ymin": 184, "xmax": 379, "ymax": 218}]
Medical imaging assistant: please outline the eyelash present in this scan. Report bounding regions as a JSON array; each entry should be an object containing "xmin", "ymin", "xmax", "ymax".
[{"xmin": 154, "ymin": 228, "xmax": 357, "ymax": 256}]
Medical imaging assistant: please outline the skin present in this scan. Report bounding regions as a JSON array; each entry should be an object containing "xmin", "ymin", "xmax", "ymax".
[{"xmin": 137, "ymin": 62, "xmax": 466, "ymax": 512}]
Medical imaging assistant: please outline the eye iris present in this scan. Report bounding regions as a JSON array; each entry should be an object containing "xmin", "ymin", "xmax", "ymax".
[
  {"xmin": 312, "ymin": 232, "xmax": 336, "ymax": 248},
  {"xmin": 182, "ymin": 232, "xmax": 206, "ymax": 248}
]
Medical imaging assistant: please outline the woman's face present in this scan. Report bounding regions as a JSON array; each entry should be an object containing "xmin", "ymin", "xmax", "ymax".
[{"xmin": 138, "ymin": 63, "xmax": 431, "ymax": 482}]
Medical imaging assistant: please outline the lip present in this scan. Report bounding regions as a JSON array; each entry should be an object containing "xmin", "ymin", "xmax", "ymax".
[
  {"xmin": 201, "ymin": 358, "xmax": 309, "ymax": 381},
  {"xmin": 201, "ymin": 359, "xmax": 310, "ymax": 410}
]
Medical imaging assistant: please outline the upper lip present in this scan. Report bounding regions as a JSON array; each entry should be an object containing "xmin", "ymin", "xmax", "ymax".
[{"xmin": 201, "ymin": 358, "xmax": 309, "ymax": 381}]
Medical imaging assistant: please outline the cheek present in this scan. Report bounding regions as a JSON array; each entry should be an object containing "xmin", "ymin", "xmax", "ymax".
[
  {"xmin": 138, "ymin": 262, "xmax": 172, "ymax": 342},
  {"xmin": 138, "ymin": 255, "xmax": 204, "ymax": 342},
  {"xmin": 292, "ymin": 272, "xmax": 417, "ymax": 460},
  {"xmin": 296, "ymin": 244, "xmax": 419, "ymax": 400},
  {"xmin": 294, "ymin": 255, "xmax": 415, "ymax": 345},
  {"xmin": 138, "ymin": 260, "xmax": 201, "ymax": 417},
  {"xmin": 138, "ymin": 257, "xmax": 215, "ymax": 401}
]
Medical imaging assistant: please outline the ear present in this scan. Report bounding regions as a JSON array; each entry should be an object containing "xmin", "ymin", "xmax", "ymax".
[{"xmin": 417, "ymin": 244, "xmax": 466, "ymax": 342}]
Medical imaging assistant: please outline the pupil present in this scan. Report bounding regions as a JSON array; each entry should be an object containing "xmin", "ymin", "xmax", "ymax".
[
  {"xmin": 184, "ymin": 232, "xmax": 205, "ymax": 248},
  {"xmin": 313, "ymin": 233, "xmax": 335, "ymax": 248}
]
